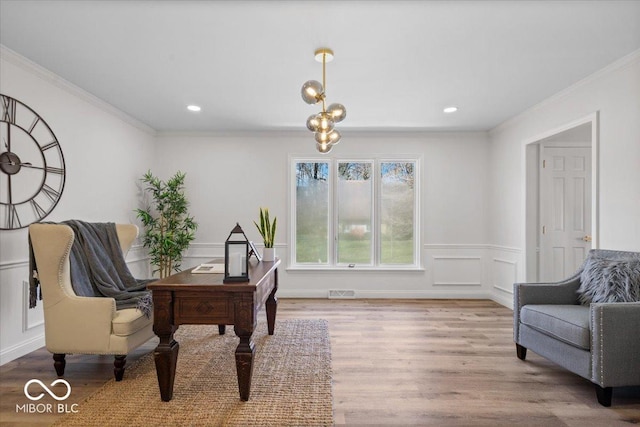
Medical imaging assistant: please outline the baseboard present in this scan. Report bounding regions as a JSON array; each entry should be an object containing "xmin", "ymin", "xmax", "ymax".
[
  {"xmin": 277, "ymin": 289, "xmax": 333, "ymax": 298},
  {"xmin": 0, "ymin": 334, "xmax": 45, "ymax": 365},
  {"xmin": 278, "ymin": 289, "xmax": 493, "ymax": 300},
  {"xmin": 491, "ymin": 291, "xmax": 514, "ymax": 309}
]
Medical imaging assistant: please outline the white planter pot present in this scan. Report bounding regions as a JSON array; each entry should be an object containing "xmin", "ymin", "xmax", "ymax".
[{"xmin": 262, "ymin": 247, "xmax": 276, "ymax": 262}]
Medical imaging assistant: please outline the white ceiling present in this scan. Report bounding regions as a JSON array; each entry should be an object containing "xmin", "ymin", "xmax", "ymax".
[{"xmin": 1, "ymin": 0, "xmax": 639, "ymax": 133}]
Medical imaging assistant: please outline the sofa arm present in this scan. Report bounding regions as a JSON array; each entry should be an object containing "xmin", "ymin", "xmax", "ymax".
[
  {"xmin": 513, "ymin": 278, "xmax": 580, "ymax": 342},
  {"xmin": 590, "ymin": 302, "xmax": 640, "ymax": 387},
  {"xmin": 514, "ymin": 278, "xmax": 581, "ymax": 307},
  {"xmin": 44, "ymin": 296, "xmax": 117, "ymax": 354}
]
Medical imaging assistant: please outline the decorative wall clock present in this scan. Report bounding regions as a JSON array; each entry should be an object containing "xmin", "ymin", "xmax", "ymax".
[{"xmin": 0, "ymin": 94, "xmax": 66, "ymax": 230}]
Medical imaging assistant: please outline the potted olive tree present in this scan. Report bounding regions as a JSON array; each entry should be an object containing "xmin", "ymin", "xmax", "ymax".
[
  {"xmin": 136, "ymin": 170, "xmax": 198, "ymax": 278},
  {"xmin": 254, "ymin": 207, "xmax": 277, "ymax": 261}
]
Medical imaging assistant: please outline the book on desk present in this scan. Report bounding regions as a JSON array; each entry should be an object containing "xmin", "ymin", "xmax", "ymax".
[{"xmin": 192, "ymin": 263, "xmax": 225, "ymax": 274}]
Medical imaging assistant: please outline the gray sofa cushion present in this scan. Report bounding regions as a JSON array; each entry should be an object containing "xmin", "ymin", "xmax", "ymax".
[
  {"xmin": 578, "ymin": 257, "xmax": 640, "ymax": 304},
  {"xmin": 520, "ymin": 305, "xmax": 590, "ymax": 350}
]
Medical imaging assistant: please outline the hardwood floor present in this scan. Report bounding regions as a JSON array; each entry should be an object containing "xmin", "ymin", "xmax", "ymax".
[{"xmin": 1, "ymin": 299, "xmax": 638, "ymax": 426}]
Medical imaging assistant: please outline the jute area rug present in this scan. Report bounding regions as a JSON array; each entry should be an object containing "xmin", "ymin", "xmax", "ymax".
[{"xmin": 54, "ymin": 319, "xmax": 333, "ymax": 426}]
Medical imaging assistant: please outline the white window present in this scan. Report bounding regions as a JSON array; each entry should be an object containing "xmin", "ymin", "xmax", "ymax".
[{"xmin": 290, "ymin": 157, "xmax": 420, "ymax": 269}]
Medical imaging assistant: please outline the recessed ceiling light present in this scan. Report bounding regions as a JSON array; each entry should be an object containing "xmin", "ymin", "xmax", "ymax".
[
  {"xmin": 187, "ymin": 105, "xmax": 201, "ymax": 112},
  {"xmin": 443, "ymin": 106, "xmax": 458, "ymax": 114}
]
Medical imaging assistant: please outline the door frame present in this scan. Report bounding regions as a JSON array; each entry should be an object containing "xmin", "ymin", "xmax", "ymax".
[{"xmin": 523, "ymin": 112, "xmax": 599, "ymax": 282}]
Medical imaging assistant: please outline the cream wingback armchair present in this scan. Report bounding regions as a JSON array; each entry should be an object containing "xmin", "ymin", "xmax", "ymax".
[{"xmin": 29, "ymin": 223, "xmax": 155, "ymax": 381}]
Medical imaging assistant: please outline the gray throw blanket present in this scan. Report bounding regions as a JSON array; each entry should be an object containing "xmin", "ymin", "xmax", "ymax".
[{"xmin": 30, "ymin": 220, "xmax": 152, "ymax": 317}]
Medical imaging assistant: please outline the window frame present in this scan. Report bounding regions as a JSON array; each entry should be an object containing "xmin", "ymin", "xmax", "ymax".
[{"xmin": 289, "ymin": 155, "xmax": 421, "ymax": 270}]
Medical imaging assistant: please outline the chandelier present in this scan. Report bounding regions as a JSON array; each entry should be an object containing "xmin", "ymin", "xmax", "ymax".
[{"xmin": 301, "ymin": 48, "xmax": 347, "ymax": 153}]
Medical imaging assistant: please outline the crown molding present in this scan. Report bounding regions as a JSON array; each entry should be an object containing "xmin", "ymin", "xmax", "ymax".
[
  {"xmin": 155, "ymin": 128, "xmax": 489, "ymax": 139},
  {"xmin": 0, "ymin": 44, "xmax": 157, "ymax": 136},
  {"xmin": 490, "ymin": 48, "xmax": 640, "ymax": 136}
]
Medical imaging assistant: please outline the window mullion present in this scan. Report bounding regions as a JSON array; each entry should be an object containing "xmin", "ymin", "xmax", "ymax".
[
  {"xmin": 372, "ymin": 160, "xmax": 379, "ymax": 267},
  {"xmin": 330, "ymin": 159, "xmax": 337, "ymax": 266}
]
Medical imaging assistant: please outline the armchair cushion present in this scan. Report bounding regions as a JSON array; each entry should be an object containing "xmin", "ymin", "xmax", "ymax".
[
  {"xmin": 112, "ymin": 308, "xmax": 153, "ymax": 337},
  {"xmin": 578, "ymin": 256, "xmax": 640, "ymax": 304},
  {"xmin": 520, "ymin": 305, "xmax": 590, "ymax": 350}
]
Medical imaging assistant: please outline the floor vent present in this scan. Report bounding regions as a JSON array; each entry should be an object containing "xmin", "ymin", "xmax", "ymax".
[{"xmin": 328, "ymin": 289, "xmax": 356, "ymax": 299}]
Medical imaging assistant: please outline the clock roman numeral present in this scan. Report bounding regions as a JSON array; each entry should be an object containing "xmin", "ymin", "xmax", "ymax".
[
  {"xmin": 46, "ymin": 166, "xmax": 64, "ymax": 175},
  {"xmin": 41, "ymin": 184, "xmax": 61, "ymax": 202},
  {"xmin": 28, "ymin": 117, "xmax": 41, "ymax": 134},
  {"xmin": 41, "ymin": 140, "xmax": 59, "ymax": 151},
  {"xmin": 30, "ymin": 199, "xmax": 47, "ymax": 219},
  {"xmin": 1, "ymin": 95, "xmax": 16, "ymax": 124},
  {"xmin": 5, "ymin": 204, "xmax": 21, "ymax": 229}
]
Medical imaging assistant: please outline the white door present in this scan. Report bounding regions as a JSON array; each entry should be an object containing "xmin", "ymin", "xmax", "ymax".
[{"xmin": 539, "ymin": 146, "xmax": 592, "ymax": 282}]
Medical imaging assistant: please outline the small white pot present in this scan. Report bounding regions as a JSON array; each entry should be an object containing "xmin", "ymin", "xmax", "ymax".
[{"xmin": 262, "ymin": 247, "xmax": 276, "ymax": 262}]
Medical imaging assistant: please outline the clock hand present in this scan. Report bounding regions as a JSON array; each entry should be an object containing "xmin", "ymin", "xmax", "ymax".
[
  {"xmin": 16, "ymin": 163, "xmax": 63, "ymax": 175},
  {"xmin": 0, "ymin": 161, "xmax": 47, "ymax": 172},
  {"xmin": 0, "ymin": 161, "xmax": 32, "ymax": 166},
  {"xmin": 7, "ymin": 175, "xmax": 12, "ymax": 204},
  {"xmin": 15, "ymin": 162, "xmax": 41, "ymax": 170},
  {"xmin": 0, "ymin": 160, "xmax": 33, "ymax": 165}
]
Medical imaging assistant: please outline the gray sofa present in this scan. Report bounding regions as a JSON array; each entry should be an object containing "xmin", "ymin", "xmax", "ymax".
[{"xmin": 513, "ymin": 249, "xmax": 640, "ymax": 406}]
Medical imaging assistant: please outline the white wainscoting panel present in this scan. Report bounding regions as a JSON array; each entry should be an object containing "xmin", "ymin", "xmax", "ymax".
[
  {"xmin": 0, "ymin": 259, "xmax": 44, "ymax": 365},
  {"xmin": 431, "ymin": 256, "xmax": 483, "ymax": 286},
  {"xmin": 488, "ymin": 246, "xmax": 524, "ymax": 309},
  {"xmin": 492, "ymin": 258, "xmax": 518, "ymax": 294}
]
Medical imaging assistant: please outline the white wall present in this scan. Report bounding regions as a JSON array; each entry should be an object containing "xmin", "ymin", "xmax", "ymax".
[
  {"xmin": 487, "ymin": 50, "xmax": 640, "ymax": 308},
  {"xmin": 154, "ymin": 131, "xmax": 491, "ymax": 299},
  {"xmin": 0, "ymin": 47, "xmax": 156, "ymax": 364}
]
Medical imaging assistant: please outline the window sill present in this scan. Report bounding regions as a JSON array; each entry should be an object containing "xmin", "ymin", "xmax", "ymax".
[{"xmin": 286, "ymin": 265, "xmax": 425, "ymax": 273}]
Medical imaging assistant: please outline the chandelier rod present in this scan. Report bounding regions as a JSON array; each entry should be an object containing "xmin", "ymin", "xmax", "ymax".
[{"xmin": 321, "ymin": 52, "xmax": 327, "ymax": 113}]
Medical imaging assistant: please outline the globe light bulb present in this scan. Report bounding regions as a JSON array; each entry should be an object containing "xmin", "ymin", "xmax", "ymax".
[
  {"xmin": 306, "ymin": 114, "xmax": 321, "ymax": 132},
  {"xmin": 315, "ymin": 131, "xmax": 329, "ymax": 144},
  {"xmin": 301, "ymin": 80, "xmax": 324, "ymax": 104},
  {"xmin": 327, "ymin": 129, "xmax": 341, "ymax": 145},
  {"xmin": 317, "ymin": 113, "xmax": 334, "ymax": 133},
  {"xmin": 327, "ymin": 103, "xmax": 346, "ymax": 123},
  {"xmin": 316, "ymin": 141, "xmax": 333, "ymax": 153}
]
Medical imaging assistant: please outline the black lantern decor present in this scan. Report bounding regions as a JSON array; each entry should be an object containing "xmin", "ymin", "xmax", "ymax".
[{"xmin": 224, "ymin": 223, "xmax": 250, "ymax": 283}]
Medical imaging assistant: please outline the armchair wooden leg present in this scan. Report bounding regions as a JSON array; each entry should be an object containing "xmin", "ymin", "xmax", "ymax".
[
  {"xmin": 516, "ymin": 344, "xmax": 527, "ymax": 360},
  {"xmin": 114, "ymin": 355, "xmax": 127, "ymax": 381},
  {"xmin": 53, "ymin": 353, "xmax": 66, "ymax": 377},
  {"xmin": 595, "ymin": 385, "xmax": 612, "ymax": 407}
]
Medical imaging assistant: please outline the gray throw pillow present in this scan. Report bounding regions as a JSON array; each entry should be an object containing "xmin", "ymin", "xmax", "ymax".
[{"xmin": 578, "ymin": 257, "xmax": 640, "ymax": 304}]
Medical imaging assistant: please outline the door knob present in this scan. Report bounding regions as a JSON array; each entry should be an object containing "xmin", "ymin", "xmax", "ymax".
[{"xmin": 582, "ymin": 235, "xmax": 592, "ymax": 242}]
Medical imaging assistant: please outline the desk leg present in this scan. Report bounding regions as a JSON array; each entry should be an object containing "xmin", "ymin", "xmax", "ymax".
[
  {"xmin": 266, "ymin": 268, "xmax": 278, "ymax": 335},
  {"xmin": 152, "ymin": 291, "xmax": 179, "ymax": 402},
  {"xmin": 234, "ymin": 294, "xmax": 256, "ymax": 401},
  {"xmin": 235, "ymin": 332, "xmax": 255, "ymax": 401}
]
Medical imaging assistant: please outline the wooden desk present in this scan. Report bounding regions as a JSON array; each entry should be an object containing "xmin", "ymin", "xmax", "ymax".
[{"xmin": 148, "ymin": 258, "xmax": 280, "ymax": 402}]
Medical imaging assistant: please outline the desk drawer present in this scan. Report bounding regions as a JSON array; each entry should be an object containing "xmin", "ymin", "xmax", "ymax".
[{"xmin": 174, "ymin": 294, "xmax": 232, "ymax": 324}]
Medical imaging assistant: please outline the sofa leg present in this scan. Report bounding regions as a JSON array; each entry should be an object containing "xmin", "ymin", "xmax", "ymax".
[
  {"xmin": 595, "ymin": 385, "xmax": 612, "ymax": 407},
  {"xmin": 53, "ymin": 353, "xmax": 66, "ymax": 377},
  {"xmin": 516, "ymin": 344, "xmax": 527, "ymax": 360},
  {"xmin": 114, "ymin": 355, "xmax": 126, "ymax": 381}
]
